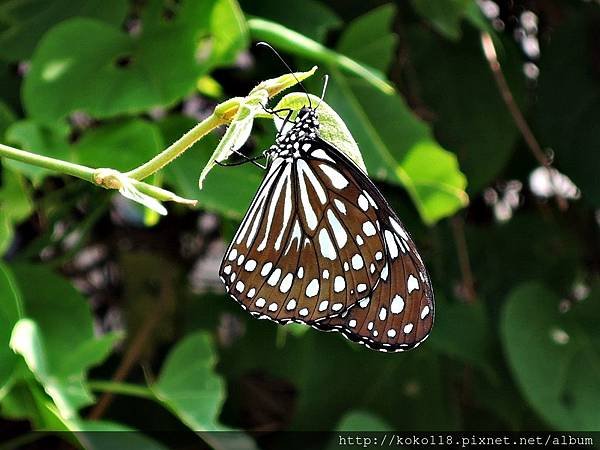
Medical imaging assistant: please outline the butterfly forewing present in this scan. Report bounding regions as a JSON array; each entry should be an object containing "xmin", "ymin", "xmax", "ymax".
[{"xmin": 220, "ymin": 138, "xmax": 386, "ymax": 324}]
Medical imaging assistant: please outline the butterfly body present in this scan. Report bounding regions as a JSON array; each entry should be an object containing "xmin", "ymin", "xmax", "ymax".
[{"xmin": 220, "ymin": 106, "xmax": 434, "ymax": 352}]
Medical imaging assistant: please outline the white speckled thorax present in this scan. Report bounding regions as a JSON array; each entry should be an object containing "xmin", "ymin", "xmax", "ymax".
[{"xmin": 266, "ymin": 107, "xmax": 320, "ymax": 161}]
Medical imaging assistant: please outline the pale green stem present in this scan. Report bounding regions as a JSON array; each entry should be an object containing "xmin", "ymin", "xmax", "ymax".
[
  {"xmin": 0, "ymin": 142, "xmax": 95, "ymax": 182},
  {"xmin": 125, "ymin": 99, "xmax": 240, "ymax": 181},
  {"xmin": 0, "ymin": 142, "xmax": 195, "ymax": 205},
  {"xmin": 87, "ymin": 380, "xmax": 154, "ymax": 400}
]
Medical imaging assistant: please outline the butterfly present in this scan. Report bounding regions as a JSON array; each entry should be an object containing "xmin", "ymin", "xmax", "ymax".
[{"xmin": 219, "ymin": 96, "xmax": 434, "ymax": 353}]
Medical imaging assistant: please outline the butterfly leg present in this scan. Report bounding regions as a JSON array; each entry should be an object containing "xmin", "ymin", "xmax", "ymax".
[
  {"xmin": 215, "ymin": 150, "xmax": 267, "ymax": 169},
  {"xmin": 260, "ymin": 104, "xmax": 296, "ymax": 137}
]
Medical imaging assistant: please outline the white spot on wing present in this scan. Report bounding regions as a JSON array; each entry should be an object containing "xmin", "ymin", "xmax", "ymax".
[
  {"xmin": 358, "ymin": 194, "xmax": 369, "ymax": 211},
  {"xmin": 280, "ymin": 273, "xmax": 294, "ymax": 293},
  {"xmin": 362, "ymin": 221, "xmax": 376, "ymax": 236},
  {"xmin": 311, "ymin": 148, "xmax": 335, "ymax": 162},
  {"xmin": 351, "ymin": 254, "xmax": 364, "ymax": 270},
  {"xmin": 334, "ymin": 199, "xmax": 347, "ymax": 215},
  {"xmin": 390, "ymin": 295, "xmax": 404, "ymax": 314},
  {"xmin": 306, "ymin": 278, "xmax": 319, "ymax": 297},
  {"xmin": 334, "ymin": 276, "xmax": 345, "ymax": 292},
  {"xmin": 407, "ymin": 274, "xmax": 419, "ymax": 293},
  {"xmin": 327, "ymin": 209, "xmax": 347, "ymax": 248},
  {"xmin": 319, "ymin": 164, "xmax": 349, "ymax": 189},
  {"xmin": 318, "ymin": 228, "xmax": 337, "ymax": 260},
  {"xmin": 267, "ymin": 268, "xmax": 282, "ymax": 286},
  {"xmin": 384, "ymin": 230, "xmax": 399, "ymax": 258},
  {"xmin": 261, "ymin": 262, "xmax": 273, "ymax": 276},
  {"xmin": 286, "ymin": 299, "xmax": 297, "ymax": 310}
]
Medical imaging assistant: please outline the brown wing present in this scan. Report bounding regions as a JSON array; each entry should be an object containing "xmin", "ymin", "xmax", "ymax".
[{"xmin": 220, "ymin": 139, "xmax": 387, "ymax": 324}]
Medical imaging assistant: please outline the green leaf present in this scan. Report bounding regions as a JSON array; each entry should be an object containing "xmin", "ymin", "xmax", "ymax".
[
  {"xmin": 324, "ymin": 73, "xmax": 468, "ymax": 224},
  {"xmin": 73, "ymin": 120, "xmax": 163, "ymax": 172},
  {"xmin": 411, "ymin": 0, "xmax": 473, "ymax": 40},
  {"xmin": 10, "ymin": 264, "xmax": 118, "ymax": 417},
  {"xmin": 12, "ymin": 264, "xmax": 96, "ymax": 365},
  {"xmin": 247, "ymin": 17, "xmax": 394, "ymax": 95},
  {"xmin": 153, "ymin": 332, "xmax": 225, "ymax": 431},
  {"xmin": 0, "ymin": 0, "xmax": 128, "ymax": 61},
  {"xmin": 10, "ymin": 318, "xmax": 87, "ymax": 420},
  {"xmin": 73, "ymin": 420, "xmax": 171, "ymax": 450},
  {"xmin": 4, "ymin": 120, "xmax": 70, "ymax": 184},
  {"xmin": 209, "ymin": 0, "xmax": 249, "ymax": 67},
  {"xmin": 10, "ymin": 319, "xmax": 50, "ymax": 382},
  {"xmin": 408, "ymin": 26, "xmax": 524, "ymax": 193},
  {"xmin": 0, "ymin": 262, "xmax": 23, "ymax": 395},
  {"xmin": 0, "ymin": 166, "xmax": 33, "ymax": 254},
  {"xmin": 24, "ymin": 1, "xmax": 248, "ymax": 123},
  {"xmin": 54, "ymin": 333, "xmax": 122, "ymax": 379},
  {"xmin": 428, "ymin": 297, "xmax": 494, "ymax": 375},
  {"xmin": 0, "ymin": 100, "xmax": 16, "ymax": 137},
  {"xmin": 335, "ymin": 410, "xmax": 393, "ymax": 431},
  {"xmin": 0, "ymin": 166, "xmax": 32, "ymax": 223},
  {"xmin": 535, "ymin": 12, "xmax": 600, "ymax": 207},
  {"xmin": 337, "ymin": 4, "xmax": 397, "ymax": 73},
  {"xmin": 273, "ymin": 92, "xmax": 367, "ymax": 172},
  {"xmin": 241, "ymin": 0, "xmax": 341, "ymax": 42},
  {"xmin": 501, "ymin": 282, "xmax": 600, "ymax": 430}
]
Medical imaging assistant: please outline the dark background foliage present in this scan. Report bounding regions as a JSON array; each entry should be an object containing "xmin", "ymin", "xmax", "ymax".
[{"xmin": 0, "ymin": 0, "xmax": 599, "ymax": 448}]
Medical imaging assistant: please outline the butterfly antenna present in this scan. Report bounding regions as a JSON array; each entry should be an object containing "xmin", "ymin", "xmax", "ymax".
[
  {"xmin": 316, "ymin": 74, "xmax": 329, "ymax": 109},
  {"xmin": 256, "ymin": 41, "xmax": 312, "ymax": 109}
]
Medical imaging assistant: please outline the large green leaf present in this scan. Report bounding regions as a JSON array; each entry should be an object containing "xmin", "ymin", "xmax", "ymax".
[
  {"xmin": 324, "ymin": 73, "xmax": 467, "ymax": 224},
  {"xmin": 241, "ymin": 0, "xmax": 341, "ymax": 42},
  {"xmin": 74, "ymin": 420, "xmax": 170, "ymax": 450},
  {"xmin": 409, "ymin": 26, "xmax": 524, "ymax": 193},
  {"xmin": 0, "ymin": 262, "xmax": 23, "ymax": 396},
  {"xmin": 73, "ymin": 120, "xmax": 163, "ymax": 172},
  {"xmin": 10, "ymin": 264, "xmax": 120, "ymax": 418},
  {"xmin": 4, "ymin": 120, "xmax": 70, "ymax": 184},
  {"xmin": 337, "ymin": 4, "xmax": 397, "ymax": 73},
  {"xmin": 501, "ymin": 282, "xmax": 600, "ymax": 430},
  {"xmin": 153, "ymin": 332, "xmax": 225, "ymax": 431},
  {"xmin": 0, "ymin": 0, "xmax": 128, "ymax": 61},
  {"xmin": 535, "ymin": 11, "xmax": 600, "ymax": 207},
  {"xmin": 0, "ymin": 166, "xmax": 32, "ymax": 254},
  {"xmin": 428, "ymin": 296, "xmax": 494, "ymax": 375},
  {"xmin": 24, "ymin": 0, "xmax": 248, "ymax": 123}
]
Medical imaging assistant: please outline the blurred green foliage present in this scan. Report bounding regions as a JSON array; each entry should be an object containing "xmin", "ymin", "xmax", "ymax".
[{"xmin": 0, "ymin": 0, "xmax": 599, "ymax": 448}]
